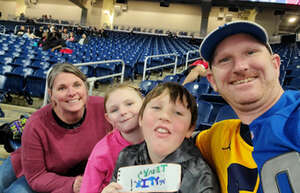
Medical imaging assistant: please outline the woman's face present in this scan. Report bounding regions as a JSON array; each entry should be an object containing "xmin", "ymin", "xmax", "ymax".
[{"xmin": 49, "ymin": 72, "xmax": 88, "ymax": 118}]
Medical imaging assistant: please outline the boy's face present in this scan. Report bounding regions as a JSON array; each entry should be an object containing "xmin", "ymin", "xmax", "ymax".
[{"xmin": 139, "ymin": 91, "xmax": 193, "ymax": 163}]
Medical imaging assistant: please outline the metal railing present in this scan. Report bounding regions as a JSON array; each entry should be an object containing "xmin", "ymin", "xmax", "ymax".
[
  {"xmin": 184, "ymin": 49, "xmax": 201, "ymax": 70},
  {"xmin": 43, "ymin": 60, "xmax": 125, "ymax": 106},
  {"xmin": 143, "ymin": 53, "xmax": 178, "ymax": 81}
]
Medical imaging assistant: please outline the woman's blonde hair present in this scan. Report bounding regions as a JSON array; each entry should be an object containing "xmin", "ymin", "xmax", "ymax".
[{"xmin": 47, "ymin": 63, "xmax": 88, "ymax": 91}]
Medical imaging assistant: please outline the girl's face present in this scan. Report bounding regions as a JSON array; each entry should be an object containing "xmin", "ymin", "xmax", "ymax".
[
  {"xmin": 49, "ymin": 72, "xmax": 88, "ymax": 120},
  {"xmin": 139, "ymin": 91, "xmax": 193, "ymax": 163},
  {"xmin": 105, "ymin": 88, "xmax": 143, "ymax": 134}
]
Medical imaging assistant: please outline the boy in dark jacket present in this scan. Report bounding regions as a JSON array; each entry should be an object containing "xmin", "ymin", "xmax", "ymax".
[{"xmin": 102, "ymin": 82, "xmax": 219, "ymax": 193}]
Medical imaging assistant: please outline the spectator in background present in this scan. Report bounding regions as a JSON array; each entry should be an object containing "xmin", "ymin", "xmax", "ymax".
[
  {"xmin": 0, "ymin": 63, "xmax": 112, "ymax": 193},
  {"xmin": 44, "ymin": 24, "xmax": 51, "ymax": 33},
  {"xmin": 67, "ymin": 31, "xmax": 75, "ymax": 42},
  {"xmin": 38, "ymin": 31, "xmax": 48, "ymax": 48},
  {"xmin": 101, "ymin": 29, "xmax": 108, "ymax": 38},
  {"xmin": 16, "ymin": 25, "xmax": 26, "ymax": 36},
  {"xmin": 23, "ymin": 28, "xmax": 38, "ymax": 39},
  {"xmin": 34, "ymin": 26, "xmax": 44, "ymax": 38},
  {"xmin": 44, "ymin": 28, "xmax": 66, "ymax": 52},
  {"xmin": 76, "ymin": 26, "xmax": 84, "ymax": 37},
  {"xmin": 78, "ymin": 34, "xmax": 88, "ymax": 45},
  {"xmin": 19, "ymin": 13, "xmax": 26, "ymax": 21},
  {"xmin": 61, "ymin": 28, "xmax": 69, "ymax": 41},
  {"xmin": 182, "ymin": 59, "xmax": 208, "ymax": 85},
  {"xmin": 49, "ymin": 15, "xmax": 53, "ymax": 23}
]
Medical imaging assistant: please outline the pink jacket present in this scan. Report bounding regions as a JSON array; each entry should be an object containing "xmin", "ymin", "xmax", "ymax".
[{"xmin": 80, "ymin": 130, "xmax": 132, "ymax": 193}]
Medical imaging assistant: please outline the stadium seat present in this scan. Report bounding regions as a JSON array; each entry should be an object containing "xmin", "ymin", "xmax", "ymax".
[
  {"xmin": 195, "ymin": 100, "xmax": 213, "ymax": 131},
  {"xmin": 4, "ymin": 66, "xmax": 34, "ymax": 94},
  {"xmin": 25, "ymin": 69, "xmax": 47, "ymax": 98},
  {"xmin": 78, "ymin": 66, "xmax": 94, "ymax": 78},
  {"xmin": 163, "ymin": 74, "xmax": 180, "ymax": 83},
  {"xmin": 8, "ymin": 139, "xmax": 21, "ymax": 151},
  {"xmin": 12, "ymin": 57, "xmax": 31, "ymax": 67},
  {"xmin": 139, "ymin": 80, "xmax": 160, "ymax": 96},
  {"xmin": 184, "ymin": 82, "xmax": 210, "ymax": 99},
  {"xmin": 94, "ymin": 62, "xmax": 116, "ymax": 83},
  {"xmin": 214, "ymin": 105, "xmax": 238, "ymax": 122},
  {"xmin": 0, "ymin": 65, "xmax": 13, "ymax": 75}
]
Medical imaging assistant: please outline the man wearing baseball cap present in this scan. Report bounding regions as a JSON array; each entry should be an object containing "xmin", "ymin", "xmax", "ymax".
[{"xmin": 195, "ymin": 20, "xmax": 300, "ymax": 193}]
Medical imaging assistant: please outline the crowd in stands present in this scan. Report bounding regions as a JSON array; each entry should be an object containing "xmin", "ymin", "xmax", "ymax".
[{"xmin": 14, "ymin": 22, "xmax": 107, "ymax": 52}]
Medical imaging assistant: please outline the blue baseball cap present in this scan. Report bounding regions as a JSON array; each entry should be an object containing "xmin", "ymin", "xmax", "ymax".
[{"xmin": 200, "ymin": 20, "xmax": 272, "ymax": 64}]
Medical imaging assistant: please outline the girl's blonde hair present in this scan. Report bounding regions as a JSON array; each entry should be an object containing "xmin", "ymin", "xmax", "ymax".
[{"xmin": 104, "ymin": 83, "xmax": 143, "ymax": 113}]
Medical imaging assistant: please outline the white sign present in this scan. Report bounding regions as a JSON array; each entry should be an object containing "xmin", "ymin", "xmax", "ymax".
[{"xmin": 117, "ymin": 163, "xmax": 181, "ymax": 192}]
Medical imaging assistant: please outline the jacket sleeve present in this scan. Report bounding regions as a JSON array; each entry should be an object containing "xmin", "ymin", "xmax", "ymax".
[
  {"xmin": 80, "ymin": 158, "xmax": 108, "ymax": 193},
  {"xmin": 21, "ymin": 120, "xmax": 76, "ymax": 193},
  {"xmin": 181, "ymin": 158, "xmax": 220, "ymax": 193}
]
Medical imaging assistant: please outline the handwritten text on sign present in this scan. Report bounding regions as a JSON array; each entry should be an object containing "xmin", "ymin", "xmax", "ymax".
[{"xmin": 117, "ymin": 163, "xmax": 181, "ymax": 192}]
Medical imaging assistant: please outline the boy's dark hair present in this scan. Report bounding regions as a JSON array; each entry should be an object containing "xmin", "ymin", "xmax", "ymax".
[
  {"xmin": 139, "ymin": 82, "xmax": 197, "ymax": 129},
  {"xmin": 104, "ymin": 83, "xmax": 143, "ymax": 113}
]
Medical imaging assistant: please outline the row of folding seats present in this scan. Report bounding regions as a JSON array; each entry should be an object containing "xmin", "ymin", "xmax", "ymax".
[{"xmin": 0, "ymin": 64, "xmax": 48, "ymax": 99}]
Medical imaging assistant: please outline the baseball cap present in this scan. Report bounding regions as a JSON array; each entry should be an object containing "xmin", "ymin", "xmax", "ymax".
[{"xmin": 200, "ymin": 20, "xmax": 272, "ymax": 64}]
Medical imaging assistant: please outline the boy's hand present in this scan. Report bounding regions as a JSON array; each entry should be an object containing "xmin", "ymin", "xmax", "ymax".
[{"xmin": 101, "ymin": 182, "xmax": 130, "ymax": 193}]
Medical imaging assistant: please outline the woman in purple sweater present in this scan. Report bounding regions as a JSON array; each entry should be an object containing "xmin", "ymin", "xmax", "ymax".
[{"xmin": 0, "ymin": 63, "xmax": 112, "ymax": 193}]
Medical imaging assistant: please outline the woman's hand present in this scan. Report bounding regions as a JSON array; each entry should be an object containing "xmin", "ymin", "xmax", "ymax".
[
  {"xmin": 101, "ymin": 182, "xmax": 125, "ymax": 193},
  {"xmin": 73, "ymin": 175, "xmax": 83, "ymax": 193}
]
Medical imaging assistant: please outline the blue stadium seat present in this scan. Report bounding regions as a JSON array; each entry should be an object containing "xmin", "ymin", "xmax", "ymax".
[
  {"xmin": 184, "ymin": 82, "xmax": 210, "ymax": 99},
  {"xmin": 9, "ymin": 139, "xmax": 21, "ymax": 151},
  {"xmin": 78, "ymin": 66, "xmax": 94, "ymax": 78},
  {"xmin": 30, "ymin": 60, "xmax": 50, "ymax": 70},
  {"xmin": 214, "ymin": 105, "xmax": 238, "ymax": 122},
  {"xmin": 139, "ymin": 80, "xmax": 160, "ymax": 96},
  {"xmin": 12, "ymin": 57, "xmax": 31, "ymax": 67},
  {"xmin": 285, "ymin": 77, "xmax": 300, "ymax": 90},
  {"xmin": 196, "ymin": 100, "xmax": 213, "ymax": 131},
  {"xmin": 0, "ymin": 74, "xmax": 7, "ymax": 90},
  {"xmin": 94, "ymin": 63, "xmax": 116, "ymax": 83},
  {"xmin": 4, "ymin": 66, "xmax": 35, "ymax": 94},
  {"xmin": 0, "ymin": 55, "xmax": 13, "ymax": 65},
  {"xmin": 0, "ymin": 65, "xmax": 13, "ymax": 75},
  {"xmin": 163, "ymin": 74, "xmax": 180, "ymax": 83},
  {"xmin": 25, "ymin": 69, "xmax": 47, "ymax": 98}
]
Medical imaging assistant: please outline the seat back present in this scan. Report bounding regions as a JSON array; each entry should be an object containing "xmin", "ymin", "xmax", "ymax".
[
  {"xmin": 184, "ymin": 82, "xmax": 209, "ymax": 99},
  {"xmin": 215, "ymin": 105, "xmax": 238, "ymax": 122},
  {"xmin": 139, "ymin": 80, "xmax": 159, "ymax": 96},
  {"xmin": 196, "ymin": 100, "xmax": 213, "ymax": 130}
]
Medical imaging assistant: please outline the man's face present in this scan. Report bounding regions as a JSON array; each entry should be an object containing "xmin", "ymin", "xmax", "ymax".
[{"xmin": 207, "ymin": 33, "xmax": 282, "ymax": 113}]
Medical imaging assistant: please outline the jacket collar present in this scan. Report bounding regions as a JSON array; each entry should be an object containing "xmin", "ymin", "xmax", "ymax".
[{"xmin": 138, "ymin": 138, "xmax": 200, "ymax": 164}]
